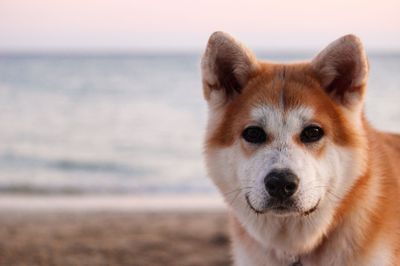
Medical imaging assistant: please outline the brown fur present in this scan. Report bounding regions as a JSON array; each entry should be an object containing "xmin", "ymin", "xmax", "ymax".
[
  {"xmin": 206, "ymin": 63, "xmax": 361, "ymax": 150},
  {"xmin": 202, "ymin": 32, "xmax": 400, "ymax": 265},
  {"xmin": 218, "ymin": 72, "xmax": 400, "ymax": 264}
]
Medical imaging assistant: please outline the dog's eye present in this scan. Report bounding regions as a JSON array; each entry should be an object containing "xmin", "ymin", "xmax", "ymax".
[
  {"xmin": 300, "ymin": 125, "xmax": 324, "ymax": 143},
  {"xmin": 242, "ymin": 126, "xmax": 267, "ymax": 144}
]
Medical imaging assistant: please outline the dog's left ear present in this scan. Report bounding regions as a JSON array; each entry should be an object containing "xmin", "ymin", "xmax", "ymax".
[
  {"xmin": 201, "ymin": 31, "xmax": 259, "ymax": 103},
  {"xmin": 311, "ymin": 34, "xmax": 369, "ymax": 108}
]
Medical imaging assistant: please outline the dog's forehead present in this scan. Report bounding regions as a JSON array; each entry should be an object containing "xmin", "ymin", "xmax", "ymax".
[
  {"xmin": 251, "ymin": 105, "xmax": 314, "ymax": 133},
  {"xmin": 245, "ymin": 71, "xmax": 318, "ymax": 132},
  {"xmin": 206, "ymin": 64, "xmax": 358, "ymax": 148},
  {"xmin": 243, "ymin": 66, "xmax": 321, "ymax": 110}
]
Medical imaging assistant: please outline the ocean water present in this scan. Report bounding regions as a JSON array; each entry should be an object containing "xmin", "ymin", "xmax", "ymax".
[{"xmin": 0, "ymin": 52, "xmax": 399, "ymax": 194}]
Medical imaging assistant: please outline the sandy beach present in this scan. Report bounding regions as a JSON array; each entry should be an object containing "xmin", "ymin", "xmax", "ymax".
[{"xmin": 0, "ymin": 196, "xmax": 231, "ymax": 266}]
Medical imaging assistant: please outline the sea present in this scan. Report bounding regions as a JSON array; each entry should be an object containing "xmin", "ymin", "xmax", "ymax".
[{"xmin": 0, "ymin": 52, "xmax": 399, "ymax": 195}]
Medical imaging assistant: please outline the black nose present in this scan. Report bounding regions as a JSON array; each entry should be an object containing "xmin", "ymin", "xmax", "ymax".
[{"xmin": 264, "ymin": 169, "xmax": 299, "ymax": 200}]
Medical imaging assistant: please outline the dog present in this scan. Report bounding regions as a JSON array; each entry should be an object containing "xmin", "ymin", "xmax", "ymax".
[{"xmin": 201, "ymin": 32, "xmax": 400, "ymax": 266}]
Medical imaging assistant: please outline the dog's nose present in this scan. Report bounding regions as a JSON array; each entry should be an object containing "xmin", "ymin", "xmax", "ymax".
[{"xmin": 264, "ymin": 169, "xmax": 299, "ymax": 200}]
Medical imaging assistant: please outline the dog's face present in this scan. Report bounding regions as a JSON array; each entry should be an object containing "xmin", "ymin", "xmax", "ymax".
[{"xmin": 202, "ymin": 32, "xmax": 369, "ymax": 219}]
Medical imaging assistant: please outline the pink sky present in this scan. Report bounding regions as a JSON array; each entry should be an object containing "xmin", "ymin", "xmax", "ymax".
[{"xmin": 0, "ymin": 0, "xmax": 399, "ymax": 51}]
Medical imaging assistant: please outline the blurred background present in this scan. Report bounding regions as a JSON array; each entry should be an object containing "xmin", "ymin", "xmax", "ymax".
[
  {"xmin": 1, "ymin": 0, "xmax": 399, "ymax": 195},
  {"xmin": 0, "ymin": 0, "xmax": 400, "ymax": 265}
]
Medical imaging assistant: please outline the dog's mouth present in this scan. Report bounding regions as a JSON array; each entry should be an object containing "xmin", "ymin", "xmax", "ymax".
[{"xmin": 245, "ymin": 193, "xmax": 320, "ymax": 216}]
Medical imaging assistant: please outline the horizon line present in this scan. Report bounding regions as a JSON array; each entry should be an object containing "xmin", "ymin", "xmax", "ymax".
[{"xmin": 1, "ymin": 49, "xmax": 400, "ymax": 57}]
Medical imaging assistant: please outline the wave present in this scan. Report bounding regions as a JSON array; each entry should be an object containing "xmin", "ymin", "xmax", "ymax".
[{"xmin": 0, "ymin": 152, "xmax": 145, "ymax": 175}]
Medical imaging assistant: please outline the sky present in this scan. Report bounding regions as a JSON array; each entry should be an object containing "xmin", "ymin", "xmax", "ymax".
[{"xmin": 0, "ymin": 0, "xmax": 399, "ymax": 52}]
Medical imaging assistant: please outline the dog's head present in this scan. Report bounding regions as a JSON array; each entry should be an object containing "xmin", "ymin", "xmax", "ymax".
[{"xmin": 202, "ymin": 32, "xmax": 368, "ymax": 219}]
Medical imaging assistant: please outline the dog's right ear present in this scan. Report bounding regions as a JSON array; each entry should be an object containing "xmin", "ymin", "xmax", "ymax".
[{"xmin": 201, "ymin": 32, "xmax": 258, "ymax": 103}]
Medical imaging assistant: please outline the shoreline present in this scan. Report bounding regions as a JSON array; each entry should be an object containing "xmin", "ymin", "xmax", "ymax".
[
  {"xmin": 0, "ymin": 195, "xmax": 231, "ymax": 265},
  {"xmin": 0, "ymin": 211, "xmax": 230, "ymax": 266},
  {"xmin": 0, "ymin": 194, "xmax": 226, "ymax": 212}
]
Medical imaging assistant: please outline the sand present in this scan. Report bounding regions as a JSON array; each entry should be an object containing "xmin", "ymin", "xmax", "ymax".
[{"xmin": 0, "ymin": 210, "xmax": 231, "ymax": 266}]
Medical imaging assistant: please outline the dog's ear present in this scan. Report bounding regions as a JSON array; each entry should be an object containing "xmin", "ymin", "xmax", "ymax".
[
  {"xmin": 201, "ymin": 31, "xmax": 258, "ymax": 103},
  {"xmin": 311, "ymin": 34, "xmax": 369, "ymax": 108}
]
